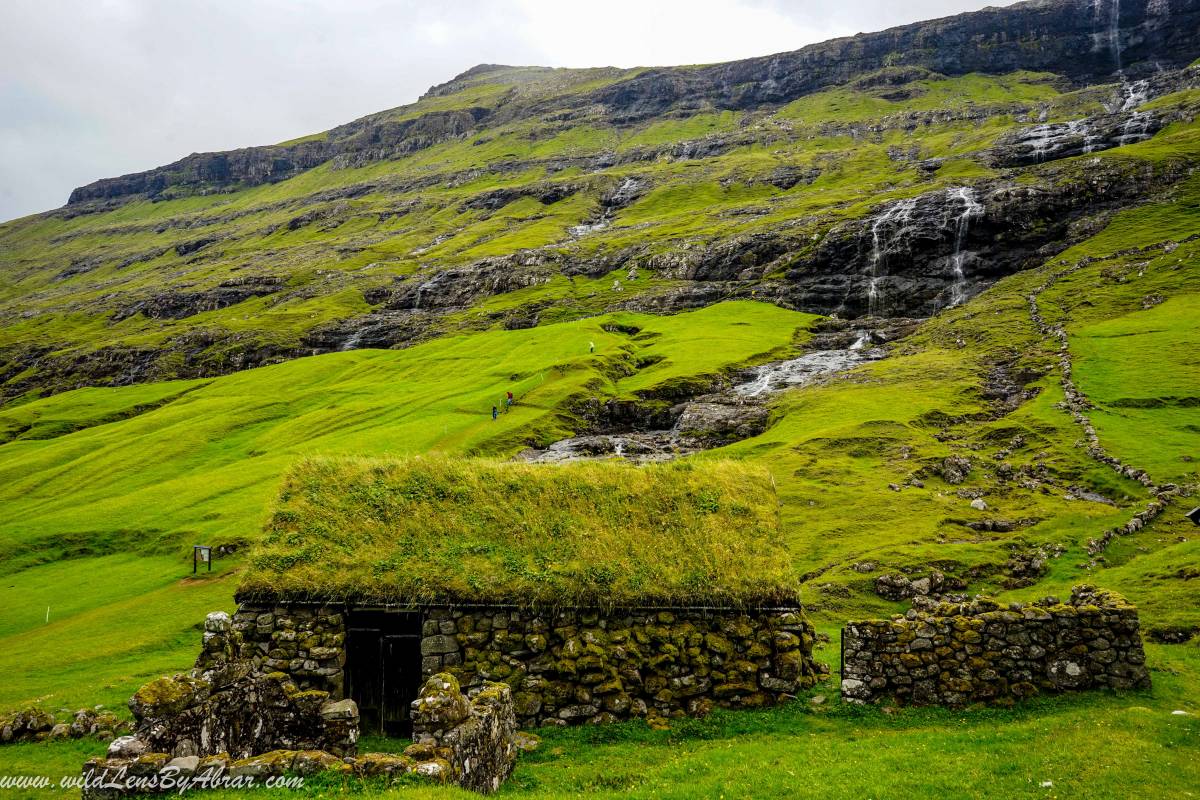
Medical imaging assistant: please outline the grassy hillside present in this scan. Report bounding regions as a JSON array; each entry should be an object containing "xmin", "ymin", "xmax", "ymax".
[
  {"xmin": 0, "ymin": 301, "xmax": 807, "ymax": 712},
  {"xmin": 3, "ymin": 66, "xmax": 1196, "ymax": 400},
  {"xmin": 1, "ymin": 24, "xmax": 1199, "ymax": 800},
  {"xmin": 0, "ymin": 178, "xmax": 1196, "ymax": 794}
]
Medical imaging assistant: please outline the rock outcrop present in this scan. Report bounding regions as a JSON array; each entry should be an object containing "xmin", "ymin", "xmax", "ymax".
[{"xmin": 112, "ymin": 276, "xmax": 283, "ymax": 322}]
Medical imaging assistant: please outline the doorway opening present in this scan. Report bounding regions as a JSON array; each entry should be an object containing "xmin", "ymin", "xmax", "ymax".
[{"xmin": 345, "ymin": 610, "xmax": 423, "ymax": 737}]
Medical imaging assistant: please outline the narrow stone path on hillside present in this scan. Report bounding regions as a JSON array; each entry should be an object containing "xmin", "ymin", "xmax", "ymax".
[
  {"xmin": 1026, "ymin": 261, "xmax": 1188, "ymax": 557},
  {"xmin": 517, "ymin": 332, "xmax": 886, "ymax": 463}
]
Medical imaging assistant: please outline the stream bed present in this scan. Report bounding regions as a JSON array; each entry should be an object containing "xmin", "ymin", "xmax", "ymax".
[{"xmin": 517, "ymin": 335, "xmax": 885, "ymax": 463}]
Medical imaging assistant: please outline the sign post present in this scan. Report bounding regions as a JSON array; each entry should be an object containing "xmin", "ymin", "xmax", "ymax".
[{"xmin": 193, "ymin": 545, "xmax": 212, "ymax": 574}]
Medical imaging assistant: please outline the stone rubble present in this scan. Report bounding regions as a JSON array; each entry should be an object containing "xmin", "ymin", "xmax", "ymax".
[{"xmin": 0, "ymin": 706, "xmax": 129, "ymax": 744}]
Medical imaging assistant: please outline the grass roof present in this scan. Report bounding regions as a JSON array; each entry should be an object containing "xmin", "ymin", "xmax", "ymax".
[{"xmin": 238, "ymin": 456, "xmax": 797, "ymax": 608}]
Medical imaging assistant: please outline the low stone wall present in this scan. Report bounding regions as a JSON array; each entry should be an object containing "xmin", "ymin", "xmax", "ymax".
[
  {"xmin": 1, "ymin": 707, "xmax": 129, "ymax": 744},
  {"xmin": 409, "ymin": 673, "xmax": 523, "ymax": 793},
  {"xmin": 231, "ymin": 603, "xmax": 823, "ymax": 728},
  {"xmin": 81, "ymin": 670, "xmax": 532, "ymax": 797},
  {"xmin": 841, "ymin": 585, "xmax": 1150, "ymax": 706},
  {"xmin": 421, "ymin": 606, "xmax": 823, "ymax": 728}
]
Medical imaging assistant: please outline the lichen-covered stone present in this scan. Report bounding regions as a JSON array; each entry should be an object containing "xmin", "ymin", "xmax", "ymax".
[
  {"xmin": 842, "ymin": 584, "xmax": 1150, "ymax": 706},
  {"xmin": 126, "ymin": 669, "xmax": 357, "ymax": 759}
]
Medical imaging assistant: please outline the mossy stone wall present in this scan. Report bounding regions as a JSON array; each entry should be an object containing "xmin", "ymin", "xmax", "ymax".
[
  {"xmin": 841, "ymin": 585, "xmax": 1150, "ymax": 706},
  {"xmin": 420, "ymin": 606, "xmax": 823, "ymax": 728},
  {"xmin": 230, "ymin": 606, "xmax": 347, "ymax": 697},
  {"xmin": 232, "ymin": 604, "xmax": 823, "ymax": 727}
]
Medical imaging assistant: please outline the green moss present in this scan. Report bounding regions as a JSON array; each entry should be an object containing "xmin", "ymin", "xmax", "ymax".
[{"xmin": 241, "ymin": 455, "xmax": 794, "ymax": 607}]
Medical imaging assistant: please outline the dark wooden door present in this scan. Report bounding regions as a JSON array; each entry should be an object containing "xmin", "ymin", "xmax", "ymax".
[
  {"xmin": 345, "ymin": 611, "xmax": 422, "ymax": 737},
  {"xmin": 381, "ymin": 632, "xmax": 423, "ymax": 736}
]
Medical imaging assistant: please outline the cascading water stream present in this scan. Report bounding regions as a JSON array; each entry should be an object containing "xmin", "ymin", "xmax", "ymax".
[
  {"xmin": 945, "ymin": 187, "xmax": 984, "ymax": 308},
  {"xmin": 520, "ymin": 338, "xmax": 886, "ymax": 463},
  {"xmin": 1094, "ymin": 0, "xmax": 1122, "ymax": 73},
  {"xmin": 1116, "ymin": 79, "xmax": 1154, "ymax": 146},
  {"xmin": 866, "ymin": 198, "xmax": 917, "ymax": 317}
]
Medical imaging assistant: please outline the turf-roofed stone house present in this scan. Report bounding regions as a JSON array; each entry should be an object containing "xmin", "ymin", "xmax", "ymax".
[{"xmin": 233, "ymin": 457, "xmax": 824, "ymax": 734}]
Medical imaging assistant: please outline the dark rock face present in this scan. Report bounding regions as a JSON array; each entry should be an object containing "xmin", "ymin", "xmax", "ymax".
[
  {"xmin": 65, "ymin": 0, "xmax": 1200, "ymax": 207},
  {"xmin": 372, "ymin": 255, "xmax": 553, "ymax": 311},
  {"xmin": 461, "ymin": 182, "xmax": 579, "ymax": 212},
  {"xmin": 301, "ymin": 310, "xmax": 435, "ymax": 352},
  {"xmin": 988, "ymin": 109, "xmax": 1168, "ymax": 167},
  {"xmin": 112, "ymin": 276, "xmax": 283, "ymax": 321},
  {"xmin": 794, "ymin": 157, "xmax": 1188, "ymax": 317},
  {"xmin": 590, "ymin": 0, "xmax": 1200, "ymax": 121},
  {"xmin": 673, "ymin": 401, "xmax": 771, "ymax": 442},
  {"xmin": 68, "ymin": 108, "xmax": 488, "ymax": 205},
  {"xmin": 988, "ymin": 69, "xmax": 1200, "ymax": 167}
]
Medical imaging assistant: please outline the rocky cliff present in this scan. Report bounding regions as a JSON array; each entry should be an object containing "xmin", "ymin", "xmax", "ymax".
[
  {"xmin": 4, "ymin": 0, "xmax": 1200, "ymax": 400},
  {"xmin": 66, "ymin": 0, "xmax": 1200, "ymax": 206}
]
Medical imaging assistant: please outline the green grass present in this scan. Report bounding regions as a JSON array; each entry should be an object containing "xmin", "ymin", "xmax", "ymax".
[
  {"xmin": 243, "ymin": 456, "xmax": 790, "ymax": 607},
  {"xmin": 0, "ymin": 301, "xmax": 806, "ymax": 712},
  {"xmin": 2, "ymin": 641, "xmax": 1196, "ymax": 800},
  {"xmin": 7, "ymin": 68, "xmax": 1194, "ymax": 392}
]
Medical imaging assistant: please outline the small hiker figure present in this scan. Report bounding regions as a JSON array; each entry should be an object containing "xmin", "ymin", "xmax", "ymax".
[
  {"xmin": 491, "ymin": 405, "xmax": 498, "ymax": 420},
  {"xmin": 589, "ymin": 341, "xmax": 595, "ymax": 354},
  {"xmin": 506, "ymin": 390, "xmax": 514, "ymax": 409}
]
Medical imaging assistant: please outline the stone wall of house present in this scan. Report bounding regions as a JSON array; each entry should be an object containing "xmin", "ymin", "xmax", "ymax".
[
  {"xmin": 80, "ymin": 619, "xmax": 535, "ymax": 798},
  {"xmin": 421, "ymin": 607, "xmax": 823, "ymax": 728},
  {"xmin": 123, "ymin": 612, "xmax": 358, "ymax": 760},
  {"xmin": 230, "ymin": 603, "xmax": 824, "ymax": 728},
  {"xmin": 841, "ymin": 585, "xmax": 1150, "ymax": 706},
  {"xmin": 228, "ymin": 605, "xmax": 347, "ymax": 697}
]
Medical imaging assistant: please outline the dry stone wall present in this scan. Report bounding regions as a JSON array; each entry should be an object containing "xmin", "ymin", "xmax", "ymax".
[
  {"xmin": 81, "ymin": 670, "xmax": 531, "ymax": 798},
  {"xmin": 842, "ymin": 585, "xmax": 1150, "ymax": 706},
  {"xmin": 227, "ymin": 605, "xmax": 347, "ymax": 696},
  {"xmin": 231, "ymin": 603, "xmax": 824, "ymax": 728},
  {"xmin": 420, "ymin": 606, "xmax": 824, "ymax": 728},
  {"xmin": 409, "ymin": 672, "xmax": 522, "ymax": 793}
]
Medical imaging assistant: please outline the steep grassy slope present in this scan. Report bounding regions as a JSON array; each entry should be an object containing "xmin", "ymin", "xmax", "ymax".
[
  {"xmin": 3, "ymin": 63, "xmax": 1197, "ymax": 402},
  {"xmin": 0, "ymin": 182, "xmax": 1195, "ymax": 719}
]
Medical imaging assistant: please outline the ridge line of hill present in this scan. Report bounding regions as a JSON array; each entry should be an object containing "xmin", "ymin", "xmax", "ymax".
[{"xmin": 64, "ymin": 0, "xmax": 1200, "ymax": 207}]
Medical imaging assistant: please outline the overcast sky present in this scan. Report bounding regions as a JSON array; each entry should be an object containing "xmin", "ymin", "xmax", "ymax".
[{"xmin": 0, "ymin": 0, "xmax": 1009, "ymax": 222}]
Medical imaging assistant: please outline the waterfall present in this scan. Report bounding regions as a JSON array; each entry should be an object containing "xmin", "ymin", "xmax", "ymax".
[
  {"xmin": 1094, "ymin": 0, "xmax": 1122, "ymax": 73},
  {"xmin": 866, "ymin": 198, "xmax": 917, "ymax": 316},
  {"xmin": 1120, "ymin": 79, "xmax": 1149, "ymax": 111},
  {"xmin": 340, "ymin": 329, "xmax": 365, "ymax": 352},
  {"xmin": 946, "ymin": 187, "xmax": 984, "ymax": 308},
  {"xmin": 1113, "ymin": 79, "xmax": 1154, "ymax": 146}
]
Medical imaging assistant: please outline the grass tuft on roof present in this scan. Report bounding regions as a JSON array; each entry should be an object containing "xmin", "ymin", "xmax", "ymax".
[{"xmin": 238, "ymin": 455, "xmax": 797, "ymax": 608}]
